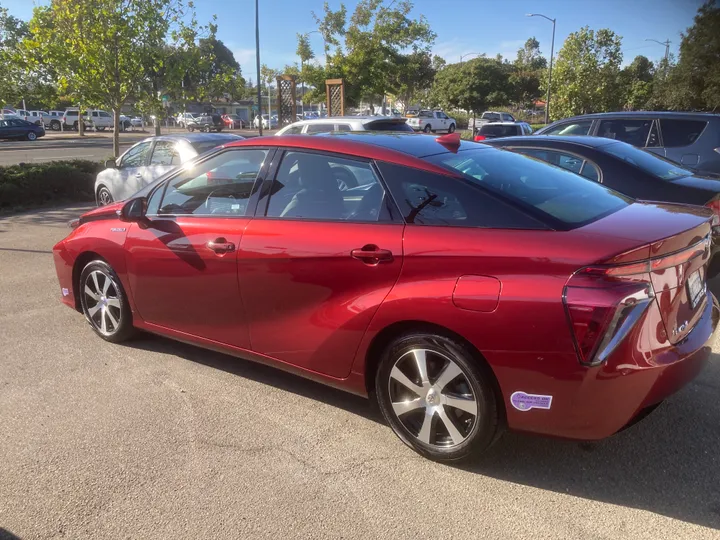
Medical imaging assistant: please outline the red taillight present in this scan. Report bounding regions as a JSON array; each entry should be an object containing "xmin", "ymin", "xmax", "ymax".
[{"xmin": 474, "ymin": 135, "xmax": 486, "ymax": 141}]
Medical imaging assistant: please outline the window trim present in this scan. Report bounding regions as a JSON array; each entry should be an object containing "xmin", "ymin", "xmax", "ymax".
[
  {"xmin": 504, "ymin": 145, "xmax": 605, "ymax": 184},
  {"xmin": 255, "ymin": 147, "xmax": 403, "ymax": 224},
  {"xmin": 544, "ymin": 119, "xmax": 594, "ymax": 137},
  {"xmin": 144, "ymin": 146, "xmax": 275, "ymax": 219},
  {"xmin": 119, "ymin": 140, "xmax": 153, "ymax": 169}
]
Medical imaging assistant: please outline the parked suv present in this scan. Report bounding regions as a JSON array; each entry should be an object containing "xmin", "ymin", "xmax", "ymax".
[
  {"xmin": 536, "ymin": 112, "xmax": 720, "ymax": 174},
  {"xmin": 186, "ymin": 114, "xmax": 224, "ymax": 132},
  {"xmin": 473, "ymin": 122, "xmax": 533, "ymax": 141},
  {"xmin": 405, "ymin": 110, "xmax": 456, "ymax": 133}
]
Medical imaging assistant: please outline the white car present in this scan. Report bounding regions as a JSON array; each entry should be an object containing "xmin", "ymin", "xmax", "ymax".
[
  {"xmin": 275, "ymin": 115, "xmax": 414, "ymax": 135},
  {"xmin": 253, "ymin": 114, "xmax": 278, "ymax": 129},
  {"xmin": 94, "ymin": 133, "xmax": 244, "ymax": 205},
  {"xmin": 405, "ymin": 110, "xmax": 457, "ymax": 133},
  {"xmin": 176, "ymin": 112, "xmax": 197, "ymax": 128}
]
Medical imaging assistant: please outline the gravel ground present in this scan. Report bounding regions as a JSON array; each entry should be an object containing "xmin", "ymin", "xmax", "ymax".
[{"xmin": 1, "ymin": 205, "xmax": 719, "ymax": 540}]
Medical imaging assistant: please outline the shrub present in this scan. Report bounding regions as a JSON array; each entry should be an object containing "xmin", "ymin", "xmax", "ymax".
[{"xmin": 0, "ymin": 160, "xmax": 102, "ymax": 212}]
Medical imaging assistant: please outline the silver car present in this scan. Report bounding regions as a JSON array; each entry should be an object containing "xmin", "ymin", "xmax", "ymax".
[
  {"xmin": 275, "ymin": 115, "xmax": 413, "ymax": 135},
  {"xmin": 95, "ymin": 133, "xmax": 243, "ymax": 205},
  {"xmin": 536, "ymin": 111, "xmax": 720, "ymax": 174}
]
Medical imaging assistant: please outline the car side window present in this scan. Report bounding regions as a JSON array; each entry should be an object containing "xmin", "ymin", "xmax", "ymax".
[
  {"xmin": 99, "ymin": 111, "xmax": 111, "ymax": 118},
  {"xmin": 157, "ymin": 149, "xmax": 268, "ymax": 216},
  {"xmin": 265, "ymin": 151, "xmax": 389, "ymax": 222},
  {"xmin": 376, "ymin": 162, "xmax": 544, "ymax": 229},
  {"xmin": 120, "ymin": 142, "xmax": 152, "ymax": 168},
  {"xmin": 520, "ymin": 149, "xmax": 600, "ymax": 182},
  {"xmin": 92, "ymin": 111, "xmax": 99, "ymax": 117},
  {"xmin": 285, "ymin": 125, "xmax": 304, "ymax": 135},
  {"xmin": 659, "ymin": 119, "xmax": 708, "ymax": 148},
  {"xmin": 305, "ymin": 123, "xmax": 334, "ymax": 134},
  {"xmin": 544, "ymin": 121, "xmax": 592, "ymax": 136},
  {"xmin": 149, "ymin": 141, "xmax": 180, "ymax": 166},
  {"xmin": 597, "ymin": 119, "xmax": 652, "ymax": 147},
  {"xmin": 501, "ymin": 113, "xmax": 514, "ymax": 122},
  {"xmin": 336, "ymin": 124, "xmax": 352, "ymax": 132}
]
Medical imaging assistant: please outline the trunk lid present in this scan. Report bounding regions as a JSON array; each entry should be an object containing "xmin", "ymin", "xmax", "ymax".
[{"xmin": 578, "ymin": 201, "xmax": 713, "ymax": 344}]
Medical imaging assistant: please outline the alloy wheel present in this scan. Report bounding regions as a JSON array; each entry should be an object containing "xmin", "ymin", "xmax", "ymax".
[
  {"xmin": 27, "ymin": 131, "xmax": 37, "ymax": 141},
  {"xmin": 387, "ymin": 348, "xmax": 478, "ymax": 448},
  {"xmin": 98, "ymin": 188, "xmax": 113, "ymax": 206},
  {"xmin": 82, "ymin": 270, "xmax": 122, "ymax": 336}
]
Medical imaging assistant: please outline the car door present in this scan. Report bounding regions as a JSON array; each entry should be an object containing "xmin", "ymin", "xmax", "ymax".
[
  {"xmin": 112, "ymin": 141, "xmax": 152, "ymax": 200},
  {"xmin": 237, "ymin": 149, "xmax": 404, "ymax": 378},
  {"xmin": 658, "ymin": 118, "xmax": 708, "ymax": 167},
  {"xmin": 146, "ymin": 140, "xmax": 181, "ymax": 182},
  {"xmin": 124, "ymin": 147, "xmax": 272, "ymax": 348},
  {"xmin": 5, "ymin": 119, "xmax": 23, "ymax": 138}
]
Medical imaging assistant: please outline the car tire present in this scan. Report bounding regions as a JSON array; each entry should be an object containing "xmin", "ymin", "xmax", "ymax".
[
  {"xmin": 97, "ymin": 186, "xmax": 113, "ymax": 206},
  {"xmin": 27, "ymin": 131, "xmax": 37, "ymax": 141},
  {"xmin": 423, "ymin": 124, "xmax": 432, "ymax": 133},
  {"xmin": 375, "ymin": 332, "xmax": 501, "ymax": 462},
  {"xmin": 79, "ymin": 260, "xmax": 136, "ymax": 343},
  {"xmin": 96, "ymin": 126, "xmax": 105, "ymax": 132},
  {"xmin": 73, "ymin": 121, "xmax": 79, "ymax": 130},
  {"xmin": 50, "ymin": 120, "xmax": 61, "ymax": 131},
  {"xmin": 188, "ymin": 127, "xmax": 194, "ymax": 132},
  {"xmin": 448, "ymin": 123, "xmax": 456, "ymax": 133}
]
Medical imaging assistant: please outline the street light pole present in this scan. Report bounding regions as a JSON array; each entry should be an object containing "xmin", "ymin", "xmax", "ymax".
[
  {"xmin": 459, "ymin": 52, "xmax": 482, "ymax": 66},
  {"xmin": 527, "ymin": 13, "xmax": 556, "ymax": 124},
  {"xmin": 255, "ymin": 0, "xmax": 263, "ymax": 136},
  {"xmin": 645, "ymin": 38, "xmax": 671, "ymax": 71}
]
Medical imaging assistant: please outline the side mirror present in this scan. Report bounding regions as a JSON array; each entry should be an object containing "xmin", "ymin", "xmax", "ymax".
[
  {"xmin": 118, "ymin": 197, "xmax": 147, "ymax": 222},
  {"xmin": 105, "ymin": 159, "xmax": 117, "ymax": 169}
]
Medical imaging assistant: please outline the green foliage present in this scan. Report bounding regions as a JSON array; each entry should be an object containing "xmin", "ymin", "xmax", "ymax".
[
  {"xmin": 548, "ymin": 27, "xmax": 623, "ymax": 120},
  {"xmin": 0, "ymin": 160, "xmax": 101, "ymax": 212},
  {"xmin": 618, "ymin": 55, "xmax": 655, "ymax": 110},
  {"xmin": 660, "ymin": 1, "xmax": 720, "ymax": 111},
  {"xmin": 303, "ymin": 0, "xmax": 435, "ymax": 108},
  {"xmin": 510, "ymin": 38, "xmax": 547, "ymax": 108},
  {"xmin": 430, "ymin": 57, "xmax": 511, "ymax": 114}
]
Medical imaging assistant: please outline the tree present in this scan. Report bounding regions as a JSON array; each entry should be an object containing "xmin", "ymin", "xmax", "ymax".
[
  {"xmin": 0, "ymin": 7, "xmax": 30, "ymax": 105},
  {"xmin": 305, "ymin": 0, "xmax": 436, "ymax": 110},
  {"xmin": 390, "ymin": 51, "xmax": 435, "ymax": 109},
  {"xmin": 510, "ymin": 37, "xmax": 547, "ymax": 108},
  {"xmin": 430, "ymin": 57, "xmax": 511, "ymax": 115},
  {"xmin": 548, "ymin": 27, "xmax": 623, "ymax": 120},
  {"xmin": 24, "ymin": 0, "xmax": 208, "ymax": 156},
  {"xmin": 663, "ymin": 1, "xmax": 720, "ymax": 111},
  {"xmin": 618, "ymin": 55, "xmax": 655, "ymax": 110},
  {"xmin": 296, "ymin": 33, "xmax": 315, "ymax": 106}
]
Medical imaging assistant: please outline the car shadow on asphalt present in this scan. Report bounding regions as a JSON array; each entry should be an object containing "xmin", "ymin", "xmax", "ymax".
[
  {"xmin": 0, "ymin": 528, "xmax": 22, "ymax": 540},
  {"xmin": 460, "ymin": 353, "xmax": 720, "ymax": 530},
  {"xmin": 124, "ymin": 334, "xmax": 384, "ymax": 424}
]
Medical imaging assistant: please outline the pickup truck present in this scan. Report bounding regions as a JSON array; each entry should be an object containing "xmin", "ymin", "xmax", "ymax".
[
  {"xmin": 467, "ymin": 111, "xmax": 516, "ymax": 131},
  {"xmin": 406, "ymin": 110, "xmax": 456, "ymax": 133}
]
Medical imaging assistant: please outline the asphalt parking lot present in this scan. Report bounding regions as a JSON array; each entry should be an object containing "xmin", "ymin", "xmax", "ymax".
[
  {"xmin": 0, "ymin": 128, "xmax": 271, "ymax": 166},
  {"xmin": 1, "ymin": 206, "xmax": 720, "ymax": 539}
]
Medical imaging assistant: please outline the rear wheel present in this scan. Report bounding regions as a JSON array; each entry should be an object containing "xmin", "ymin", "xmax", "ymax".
[
  {"xmin": 27, "ymin": 131, "xmax": 37, "ymax": 141},
  {"xmin": 375, "ymin": 332, "xmax": 500, "ymax": 462},
  {"xmin": 73, "ymin": 121, "xmax": 79, "ymax": 130},
  {"xmin": 188, "ymin": 126, "xmax": 194, "ymax": 132},
  {"xmin": 448, "ymin": 123, "xmax": 456, "ymax": 133},
  {"xmin": 96, "ymin": 126, "xmax": 106, "ymax": 132},
  {"xmin": 50, "ymin": 120, "xmax": 61, "ymax": 131},
  {"xmin": 79, "ymin": 260, "xmax": 135, "ymax": 343},
  {"xmin": 423, "ymin": 124, "xmax": 432, "ymax": 133}
]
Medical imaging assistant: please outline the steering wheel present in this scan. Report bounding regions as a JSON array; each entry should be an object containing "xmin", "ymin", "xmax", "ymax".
[{"xmin": 204, "ymin": 186, "xmax": 238, "ymax": 214}]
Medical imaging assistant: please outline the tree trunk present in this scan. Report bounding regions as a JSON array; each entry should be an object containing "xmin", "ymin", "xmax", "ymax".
[
  {"xmin": 113, "ymin": 108, "xmax": 120, "ymax": 158},
  {"xmin": 154, "ymin": 115, "xmax": 161, "ymax": 136}
]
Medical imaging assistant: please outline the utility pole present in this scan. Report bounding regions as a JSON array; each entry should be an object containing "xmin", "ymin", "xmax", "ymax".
[
  {"xmin": 645, "ymin": 38, "xmax": 671, "ymax": 74},
  {"xmin": 255, "ymin": 0, "xmax": 262, "ymax": 136},
  {"xmin": 527, "ymin": 13, "xmax": 556, "ymax": 125}
]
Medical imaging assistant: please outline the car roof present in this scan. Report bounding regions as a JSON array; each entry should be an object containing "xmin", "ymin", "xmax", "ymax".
[
  {"xmin": 226, "ymin": 133, "xmax": 479, "ymax": 174},
  {"xmin": 486, "ymin": 135, "xmax": 618, "ymax": 148},
  {"xmin": 141, "ymin": 133, "xmax": 244, "ymax": 144},
  {"xmin": 289, "ymin": 115, "xmax": 406, "ymax": 124},
  {"xmin": 481, "ymin": 121, "xmax": 527, "ymax": 126},
  {"xmin": 550, "ymin": 111, "xmax": 720, "ymax": 121}
]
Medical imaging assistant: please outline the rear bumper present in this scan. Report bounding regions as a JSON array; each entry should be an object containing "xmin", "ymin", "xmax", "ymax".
[{"xmin": 501, "ymin": 291, "xmax": 719, "ymax": 440}]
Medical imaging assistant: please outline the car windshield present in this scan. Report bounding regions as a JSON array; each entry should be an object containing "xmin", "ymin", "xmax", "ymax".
[
  {"xmin": 427, "ymin": 148, "xmax": 631, "ymax": 228},
  {"xmin": 479, "ymin": 124, "xmax": 518, "ymax": 137},
  {"xmin": 599, "ymin": 141, "xmax": 693, "ymax": 180}
]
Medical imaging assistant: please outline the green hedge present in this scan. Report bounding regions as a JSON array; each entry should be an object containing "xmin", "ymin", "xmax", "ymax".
[{"xmin": 0, "ymin": 160, "xmax": 102, "ymax": 212}]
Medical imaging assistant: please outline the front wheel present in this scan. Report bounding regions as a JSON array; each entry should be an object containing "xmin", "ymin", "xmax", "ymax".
[
  {"xmin": 423, "ymin": 124, "xmax": 432, "ymax": 133},
  {"xmin": 79, "ymin": 260, "xmax": 135, "ymax": 343},
  {"xmin": 448, "ymin": 123, "xmax": 456, "ymax": 133},
  {"xmin": 188, "ymin": 126, "xmax": 194, "ymax": 132},
  {"xmin": 375, "ymin": 332, "xmax": 500, "ymax": 462},
  {"xmin": 96, "ymin": 126, "xmax": 106, "ymax": 132},
  {"xmin": 97, "ymin": 186, "xmax": 113, "ymax": 206},
  {"xmin": 50, "ymin": 120, "xmax": 61, "ymax": 131}
]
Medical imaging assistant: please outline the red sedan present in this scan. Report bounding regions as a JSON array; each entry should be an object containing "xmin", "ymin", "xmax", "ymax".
[
  {"xmin": 221, "ymin": 114, "xmax": 245, "ymax": 129},
  {"xmin": 53, "ymin": 132, "xmax": 719, "ymax": 461}
]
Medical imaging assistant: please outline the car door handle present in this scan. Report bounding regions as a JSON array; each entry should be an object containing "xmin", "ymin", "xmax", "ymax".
[
  {"xmin": 207, "ymin": 238, "xmax": 235, "ymax": 254},
  {"xmin": 351, "ymin": 245, "xmax": 393, "ymax": 265}
]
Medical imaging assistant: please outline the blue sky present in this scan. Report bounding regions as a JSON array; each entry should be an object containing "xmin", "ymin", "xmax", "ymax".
[{"xmin": 5, "ymin": 0, "xmax": 705, "ymax": 81}]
